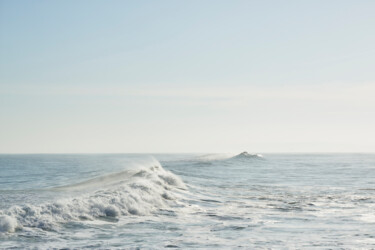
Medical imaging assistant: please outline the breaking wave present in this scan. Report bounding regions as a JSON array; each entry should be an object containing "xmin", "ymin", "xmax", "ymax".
[
  {"xmin": 0, "ymin": 159, "xmax": 186, "ymax": 233},
  {"xmin": 193, "ymin": 152, "xmax": 264, "ymax": 163}
]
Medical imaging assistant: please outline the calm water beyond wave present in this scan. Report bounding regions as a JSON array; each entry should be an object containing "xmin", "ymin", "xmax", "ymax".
[{"xmin": 1, "ymin": 153, "xmax": 375, "ymax": 249}]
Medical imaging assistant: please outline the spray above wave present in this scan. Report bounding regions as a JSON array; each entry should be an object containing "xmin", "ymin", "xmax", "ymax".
[
  {"xmin": 193, "ymin": 153, "xmax": 235, "ymax": 162},
  {"xmin": 0, "ymin": 160, "xmax": 186, "ymax": 233}
]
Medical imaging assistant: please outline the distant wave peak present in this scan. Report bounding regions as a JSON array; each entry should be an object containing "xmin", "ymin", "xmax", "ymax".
[{"xmin": 232, "ymin": 151, "xmax": 263, "ymax": 159}]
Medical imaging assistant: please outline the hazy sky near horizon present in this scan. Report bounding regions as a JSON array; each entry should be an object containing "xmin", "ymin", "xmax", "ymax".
[{"xmin": 1, "ymin": 0, "xmax": 374, "ymax": 153}]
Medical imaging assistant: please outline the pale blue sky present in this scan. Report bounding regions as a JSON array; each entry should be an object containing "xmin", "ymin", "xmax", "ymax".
[{"xmin": 1, "ymin": 0, "xmax": 374, "ymax": 153}]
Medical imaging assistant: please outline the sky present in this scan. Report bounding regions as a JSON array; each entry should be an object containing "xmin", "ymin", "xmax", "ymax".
[{"xmin": 0, "ymin": 0, "xmax": 374, "ymax": 153}]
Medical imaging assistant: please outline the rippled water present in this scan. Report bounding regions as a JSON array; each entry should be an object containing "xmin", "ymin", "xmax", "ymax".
[{"xmin": 1, "ymin": 153, "xmax": 375, "ymax": 249}]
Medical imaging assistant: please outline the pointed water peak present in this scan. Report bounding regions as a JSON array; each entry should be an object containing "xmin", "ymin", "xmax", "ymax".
[{"xmin": 232, "ymin": 151, "xmax": 263, "ymax": 160}]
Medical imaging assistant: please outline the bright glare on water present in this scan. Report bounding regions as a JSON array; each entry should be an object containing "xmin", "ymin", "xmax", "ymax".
[{"xmin": 1, "ymin": 153, "xmax": 375, "ymax": 249}]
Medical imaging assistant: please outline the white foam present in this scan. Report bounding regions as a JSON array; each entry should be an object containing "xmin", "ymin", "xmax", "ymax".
[{"xmin": 0, "ymin": 215, "xmax": 19, "ymax": 233}]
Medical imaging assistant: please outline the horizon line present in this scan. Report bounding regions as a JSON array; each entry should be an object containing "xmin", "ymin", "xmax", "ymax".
[{"xmin": 1, "ymin": 152, "xmax": 374, "ymax": 155}]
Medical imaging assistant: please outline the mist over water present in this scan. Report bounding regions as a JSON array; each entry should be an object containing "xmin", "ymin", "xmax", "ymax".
[{"xmin": 1, "ymin": 153, "xmax": 375, "ymax": 248}]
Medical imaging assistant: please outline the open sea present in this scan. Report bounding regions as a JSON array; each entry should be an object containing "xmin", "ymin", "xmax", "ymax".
[{"xmin": 0, "ymin": 153, "xmax": 375, "ymax": 249}]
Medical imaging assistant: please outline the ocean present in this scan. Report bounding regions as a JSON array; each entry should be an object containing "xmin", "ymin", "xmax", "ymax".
[{"xmin": 0, "ymin": 153, "xmax": 374, "ymax": 249}]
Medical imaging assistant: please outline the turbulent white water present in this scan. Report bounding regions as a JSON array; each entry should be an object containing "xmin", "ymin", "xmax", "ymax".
[{"xmin": 1, "ymin": 153, "xmax": 375, "ymax": 248}]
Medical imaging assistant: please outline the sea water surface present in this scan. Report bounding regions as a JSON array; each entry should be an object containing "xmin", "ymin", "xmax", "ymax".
[{"xmin": 0, "ymin": 153, "xmax": 375, "ymax": 249}]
